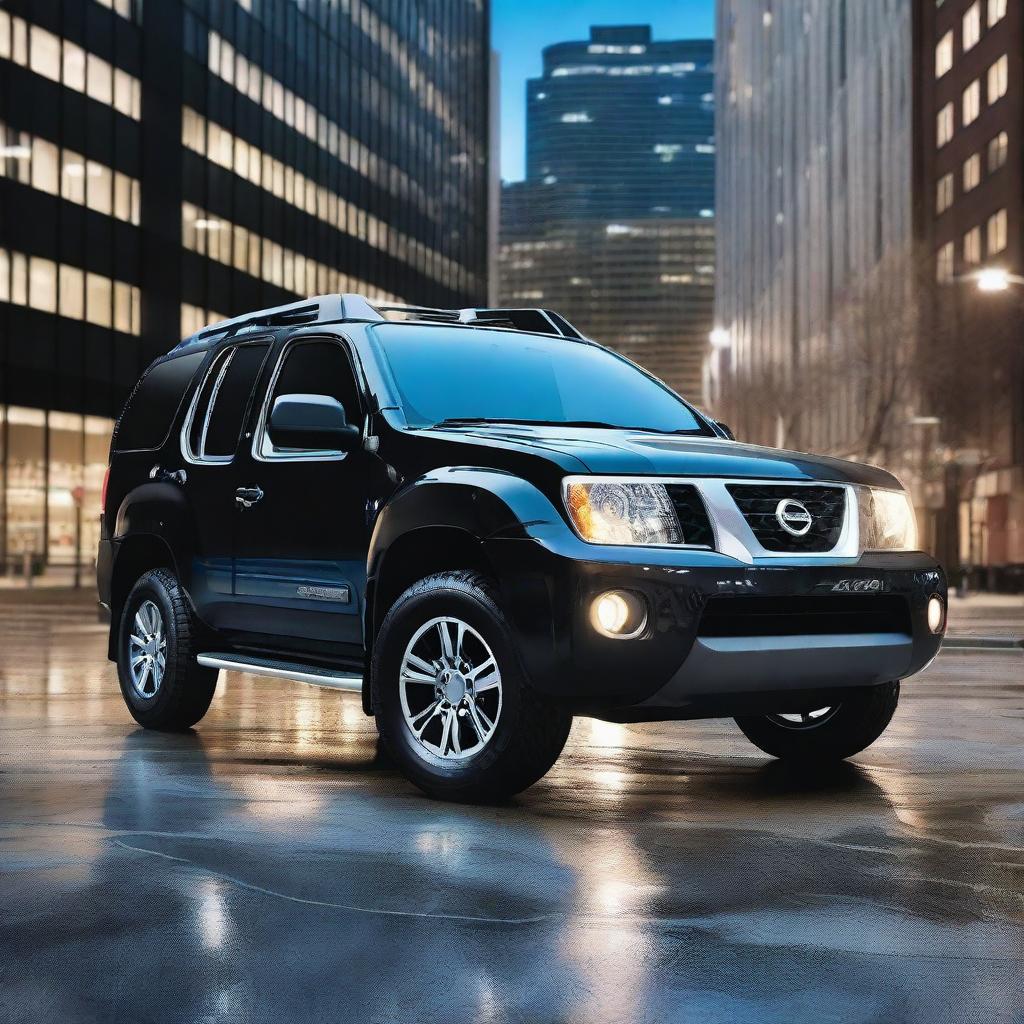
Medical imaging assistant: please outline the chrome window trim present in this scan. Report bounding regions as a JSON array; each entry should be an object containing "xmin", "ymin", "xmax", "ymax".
[
  {"xmin": 561, "ymin": 475, "xmax": 862, "ymax": 564},
  {"xmin": 179, "ymin": 339, "xmax": 270, "ymax": 466},
  {"xmin": 251, "ymin": 335, "xmax": 362, "ymax": 463}
]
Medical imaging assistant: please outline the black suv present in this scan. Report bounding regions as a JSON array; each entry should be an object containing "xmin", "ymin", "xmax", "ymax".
[{"xmin": 98, "ymin": 294, "xmax": 946, "ymax": 800}]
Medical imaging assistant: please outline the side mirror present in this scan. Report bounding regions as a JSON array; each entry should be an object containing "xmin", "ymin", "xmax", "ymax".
[
  {"xmin": 268, "ymin": 393, "xmax": 360, "ymax": 452},
  {"xmin": 715, "ymin": 421, "xmax": 736, "ymax": 441}
]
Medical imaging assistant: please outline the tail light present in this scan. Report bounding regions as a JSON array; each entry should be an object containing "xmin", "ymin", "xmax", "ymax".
[{"xmin": 100, "ymin": 466, "xmax": 110, "ymax": 513}]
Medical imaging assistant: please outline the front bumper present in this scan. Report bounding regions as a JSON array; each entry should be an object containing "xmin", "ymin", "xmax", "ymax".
[{"xmin": 487, "ymin": 536, "xmax": 946, "ymax": 720}]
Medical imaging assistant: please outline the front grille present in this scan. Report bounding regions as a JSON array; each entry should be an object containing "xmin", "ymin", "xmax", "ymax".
[
  {"xmin": 664, "ymin": 484, "xmax": 714, "ymax": 547},
  {"xmin": 726, "ymin": 484, "xmax": 846, "ymax": 552},
  {"xmin": 698, "ymin": 595, "xmax": 912, "ymax": 637}
]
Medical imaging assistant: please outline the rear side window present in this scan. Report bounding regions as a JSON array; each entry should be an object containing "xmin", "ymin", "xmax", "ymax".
[
  {"xmin": 186, "ymin": 342, "xmax": 270, "ymax": 461},
  {"xmin": 113, "ymin": 352, "xmax": 205, "ymax": 452}
]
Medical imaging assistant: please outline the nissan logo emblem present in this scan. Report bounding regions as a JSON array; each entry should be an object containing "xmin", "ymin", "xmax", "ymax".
[{"xmin": 775, "ymin": 498, "xmax": 813, "ymax": 537}]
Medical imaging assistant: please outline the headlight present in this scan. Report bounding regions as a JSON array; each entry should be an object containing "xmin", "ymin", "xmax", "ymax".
[
  {"xmin": 564, "ymin": 480, "xmax": 682, "ymax": 545},
  {"xmin": 858, "ymin": 487, "xmax": 918, "ymax": 552}
]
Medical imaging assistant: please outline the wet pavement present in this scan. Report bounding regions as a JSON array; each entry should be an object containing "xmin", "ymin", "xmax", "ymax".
[{"xmin": 1, "ymin": 595, "xmax": 1023, "ymax": 1024}]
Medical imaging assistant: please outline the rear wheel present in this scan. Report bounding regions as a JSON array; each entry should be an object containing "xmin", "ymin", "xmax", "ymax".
[
  {"xmin": 373, "ymin": 571, "xmax": 572, "ymax": 801},
  {"xmin": 116, "ymin": 568, "xmax": 218, "ymax": 731},
  {"xmin": 734, "ymin": 681, "xmax": 900, "ymax": 762}
]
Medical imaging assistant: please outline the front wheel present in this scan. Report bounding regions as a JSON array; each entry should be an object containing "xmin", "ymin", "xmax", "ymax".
[
  {"xmin": 372, "ymin": 572, "xmax": 572, "ymax": 802},
  {"xmin": 734, "ymin": 681, "xmax": 900, "ymax": 763}
]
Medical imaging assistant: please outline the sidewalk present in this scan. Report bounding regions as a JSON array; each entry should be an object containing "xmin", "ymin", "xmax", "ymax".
[{"xmin": 944, "ymin": 592, "xmax": 1024, "ymax": 649}]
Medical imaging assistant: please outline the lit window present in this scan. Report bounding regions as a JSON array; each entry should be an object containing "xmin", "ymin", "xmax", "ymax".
[
  {"xmin": 113, "ymin": 281, "xmax": 133, "ymax": 333},
  {"xmin": 963, "ymin": 153, "xmax": 981, "ymax": 191},
  {"xmin": 964, "ymin": 226, "xmax": 982, "ymax": 264},
  {"xmin": 86, "ymin": 53, "xmax": 113, "ymax": 106},
  {"xmin": 935, "ymin": 31, "xmax": 953, "ymax": 77},
  {"xmin": 987, "ymin": 208, "xmax": 1007, "ymax": 253},
  {"xmin": 58, "ymin": 265, "xmax": 84, "ymax": 319},
  {"xmin": 30, "ymin": 136, "xmax": 58, "ymax": 195},
  {"xmin": 963, "ymin": 2, "xmax": 981, "ymax": 50},
  {"xmin": 987, "ymin": 55, "xmax": 1008, "ymax": 104},
  {"xmin": 963, "ymin": 80, "xmax": 981, "ymax": 125},
  {"xmin": 937, "ymin": 102, "xmax": 955, "ymax": 146},
  {"xmin": 62, "ymin": 42, "xmax": 86, "ymax": 91},
  {"xmin": 936, "ymin": 242, "xmax": 955, "ymax": 282},
  {"xmin": 987, "ymin": 131, "xmax": 1009, "ymax": 171},
  {"xmin": 86, "ymin": 161, "xmax": 112, "ymax": 216},
  {"xmin": 85, "ymin": 272, "xmax": 112, "ymax": 327},
  {"xmin": 988, "ymin": 0, "xmax": 1006, "ymax": 25},
  {"xmin": 936, "ymin": 172, "xmax": 954, "ymax": 213},
  {"xmin": 560, "ymin": 112, "xmax": 593, "ymax": 124},
  {"xmin": 28, "ymin": 256, "xmax": 57, "ymax": 312},
  {"xmin": 28, "ymin": 26, "xmax": 61, "ymax": 83}
]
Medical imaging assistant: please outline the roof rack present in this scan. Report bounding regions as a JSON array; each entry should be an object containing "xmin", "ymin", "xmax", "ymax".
[{"xmin": 172, "ymin": 294, "xmax": 586, "ymax": 352}]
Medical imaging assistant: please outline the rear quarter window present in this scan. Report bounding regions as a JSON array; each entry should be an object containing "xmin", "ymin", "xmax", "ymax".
[{"xmin": 112, "ymin": 352, "xmax": 206, "ymax": 452}]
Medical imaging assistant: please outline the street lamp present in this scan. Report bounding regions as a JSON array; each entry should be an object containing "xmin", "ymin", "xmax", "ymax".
[
  {"xmin": 709, "ymin": 327, "xmax": 731, "ymax": 349},
  {"xmin": 973, "ymin": 267, "xmax": 1024, "ymax": 292}
]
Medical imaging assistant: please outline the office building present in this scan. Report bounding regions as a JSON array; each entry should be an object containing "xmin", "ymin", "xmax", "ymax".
[
  {"xmin": 0, "ymin": 0, "xmax": 490, "ymax": 574},
  {"xmin": 914, "ymin": 0, "xmax": 1023, "ymax": 580},
  {"xmin": 499, "ymin": 26, "xmax": 715, "ymax": 399}
]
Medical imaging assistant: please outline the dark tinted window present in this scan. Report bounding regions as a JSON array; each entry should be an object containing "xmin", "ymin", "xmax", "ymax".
[
  {"xmin": 204, "ymin": 343, "xmax": 270, "ymax": 457},
  {"xmin": 114, "ymin": 352, "xmax": 205, "ymax": 452},
  {"xmin": 188, "ymin": 350, "xmax": 229, "ymax": 455},
  {"xmin": 271, "ymin": 340, "xmax": 360, "ymax": 420},
  {"xmin": 372, "ymin": 325, "xmax": 708, "ymax": 434}
]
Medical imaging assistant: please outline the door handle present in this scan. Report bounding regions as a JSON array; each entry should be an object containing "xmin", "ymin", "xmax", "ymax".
[
  {"xmin": 235, "ymin": 486, "xmax": 264, "ymax": 509},
  {"xmin": 150, "ymin": 465, "xmax": 187, "ymax": 486}
]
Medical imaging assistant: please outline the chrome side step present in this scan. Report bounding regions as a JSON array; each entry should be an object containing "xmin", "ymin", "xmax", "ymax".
[{"xmin": 197, "ymin": 652, "xmax": 362, "ymax": 692}]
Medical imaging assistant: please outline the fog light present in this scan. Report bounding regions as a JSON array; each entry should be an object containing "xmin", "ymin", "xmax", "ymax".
[
  {"xmin": 927, "ymin": 595, "xmax": 945, "ymax": 634},
  {"xmin": 591, "ymin": 590, "xmax": 647, "ymax": 639}
]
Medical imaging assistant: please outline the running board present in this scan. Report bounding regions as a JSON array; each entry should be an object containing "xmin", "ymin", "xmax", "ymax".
[{"xmin": 197, "ymin": 652, "xmax": 363, "ymax": 692}]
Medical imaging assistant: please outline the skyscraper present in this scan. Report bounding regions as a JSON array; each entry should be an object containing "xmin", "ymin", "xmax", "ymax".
[
  {"xmin": 0, "ymin": 0, "xmax": 490, "ymax": 576},
  {"xmin": 499, "ymin": 26, "xmax": 714, "ymax": 399},
  {"xmin": 913, "ymin": 0, "xmax": 1023, "ymax": 580}
]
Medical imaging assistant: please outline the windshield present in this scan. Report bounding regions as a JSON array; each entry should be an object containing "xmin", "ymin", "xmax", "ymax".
[{"xmin": 371, "ymin": 324, "xmax": 708, "ymax": 434}]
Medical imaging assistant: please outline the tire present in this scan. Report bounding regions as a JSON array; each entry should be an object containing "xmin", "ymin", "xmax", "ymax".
[
  {"xmin": 372, "ymin": 571, "xmax": 572, "ymax": 802},
  {"xmin": 734, "ymin": 681, "xmax": 900, "ymax": 763},
  {"xmin": 116, "ymin": 568, "xmax": 218, "ymax": 731}
]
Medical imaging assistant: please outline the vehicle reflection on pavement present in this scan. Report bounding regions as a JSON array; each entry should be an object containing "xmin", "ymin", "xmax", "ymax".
[{"xmin": 1, "ymin": 596, "xmax": 1022, "ymax": 1023}]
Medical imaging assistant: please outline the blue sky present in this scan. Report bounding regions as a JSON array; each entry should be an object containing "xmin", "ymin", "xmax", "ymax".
[{"xmin": 492, "ymin": 0, "xmax": 715, "ymax": 182}]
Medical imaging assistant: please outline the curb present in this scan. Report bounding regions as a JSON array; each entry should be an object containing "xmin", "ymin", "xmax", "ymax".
[{"xmin": 942, "ymin": 636, "xmax": 1024, "ymax": 650}]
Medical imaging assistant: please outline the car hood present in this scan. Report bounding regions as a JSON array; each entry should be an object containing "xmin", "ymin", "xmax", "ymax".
[{"xmin": 424, "ymin": 424, "xmax": 901, "ymax": 488}]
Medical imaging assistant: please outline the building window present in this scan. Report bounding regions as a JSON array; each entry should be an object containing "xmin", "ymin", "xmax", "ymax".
[
  {"xmin": 987, "ymin": 131, "xmax": 1009, "ymax": 171},
  {"xmin": 987, "ymin": 209, "xmax": 1007, "ymax": 254},
  {"xmin": 0, "ymin": 248, "xmax": 137, "ymax": 332},
  {"xmin": 988, "ymin": 0, "xmax": 1007, "ymax": 25},
  {"xmin": 964, "ymin": 226, "xmax": 982, "ymax": 264},
  {"xmin": 937, "ymin": 241, "xmax": 955, "ymax": 282},
  {"xmin": 936, "ymin": 172, "xmax": 954, "ymax": 213},
  {"xmin": 937, "ymin": 102, "xmax": 955, "ymax": 146},
  {"xmin": 963, "ymin": 2, "xmax": 981, "ymax": 51},
  {"xmin": 962, "ymin": 80, "xmax": 981, "ymax": 126},
  {"xmin": 987, "ymin": 55, "xmax": 1008, "ymax": 104},
  {"xmin": 28, "ymin": 256, "xmax": 57, "ymax": 313},
  {"xmin": 963, "ymin": 153, "xmax": 982, "ymax": 192},
  {"xmin": 0, "ymin": 13, "xmax": 141, "ymax": 120},
  {"xmin": 935, "ymin": 31, "xmax": 953, "ymax": 78},
  {"xmin": 0, "ymin": 122, "xmax": 140, "ymax": 225}
]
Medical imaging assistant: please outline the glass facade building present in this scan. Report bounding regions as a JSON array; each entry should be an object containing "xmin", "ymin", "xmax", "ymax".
[
  {"xmin": 499, "ymin": 26, "xmax": 715, "ymax": 400},
  {"xmin": 0, "ymin": 0, "xmax": 490, "ymax": 577},
  {"xmin": 710, "ymin": 1, "xmax": 916, "ymax": 464}
]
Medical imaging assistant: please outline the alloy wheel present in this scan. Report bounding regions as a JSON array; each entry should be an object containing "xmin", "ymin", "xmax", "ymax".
[
  {"xmin": 768, "ymin": 706, "xmax": 840, "ymax": 729},
  {"xmin": 128, "ymin": 599, "xmax": 167, "ymax": 700},
  {"xmin": 398, "ymin": 616, "xmax": 503, "ymax": 761}
]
